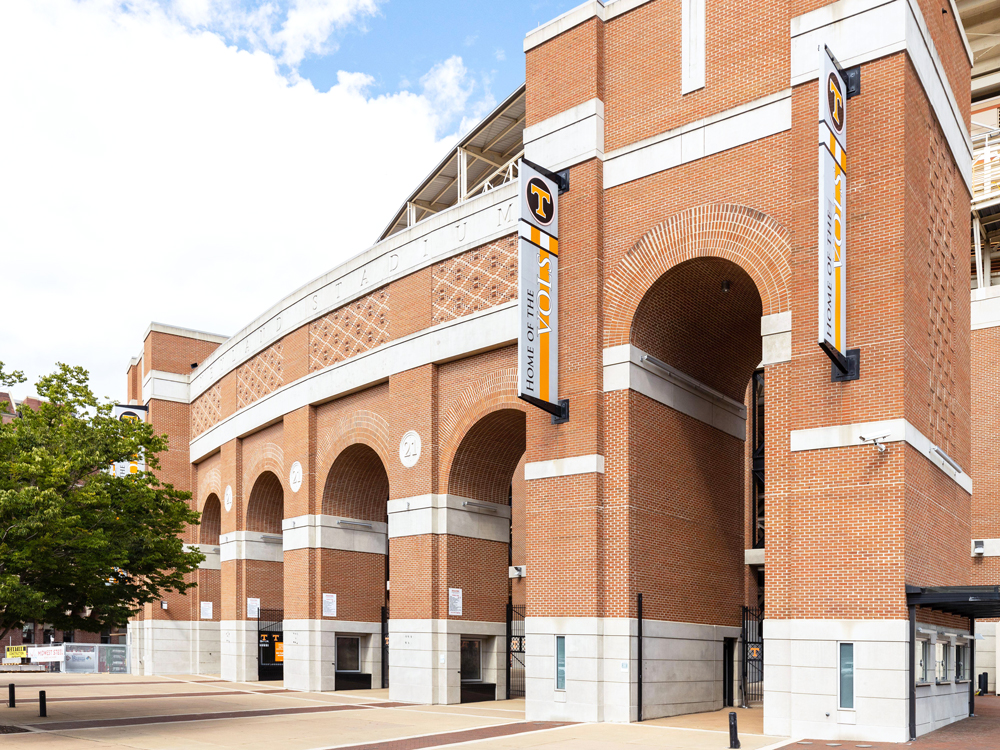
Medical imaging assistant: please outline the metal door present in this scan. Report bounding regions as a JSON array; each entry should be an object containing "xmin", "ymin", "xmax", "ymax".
[
  {"xmin": 257, "ymin": 608, "xmax": 284, "ymax": 682},
  {"xmin": 381, "ymin": 605, "xmax": 389, "ymax": 689},
  {"xmin": 506, "ymin": 600, "xmax": 525, "ymax": 699}
]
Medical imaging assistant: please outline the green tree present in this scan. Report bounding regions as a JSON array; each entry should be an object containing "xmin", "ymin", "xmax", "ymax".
[{"xmin": 0, "ymin": 362, "xmax": 203, "ymax": 640}]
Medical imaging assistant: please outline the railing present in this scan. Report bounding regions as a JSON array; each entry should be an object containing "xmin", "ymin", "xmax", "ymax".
[
  {"xmin": 465, "ymin": 149, "xmax": 524, "ymax": 201},
  {"xmin": 973, "ymin": 129, "xmax": 1000, "ymax": 205}
]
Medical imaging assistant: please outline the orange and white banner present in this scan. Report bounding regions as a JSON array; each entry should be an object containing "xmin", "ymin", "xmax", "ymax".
[
  {"xmin": 517, "ymin": 160, "xmax": 560, "ymax": 416},
  {"xmin": 818, "ymin": 47, "xmax": 848, "ymax": 368}
]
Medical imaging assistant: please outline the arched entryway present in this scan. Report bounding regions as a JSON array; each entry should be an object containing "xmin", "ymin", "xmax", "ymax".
[{"xmin": 245, "ymin": 471, "xmax": 285, "ymax": 681}]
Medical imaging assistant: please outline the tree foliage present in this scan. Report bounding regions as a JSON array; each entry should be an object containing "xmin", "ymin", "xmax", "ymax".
[{"xmin": 0, "ymin": 362, "xmax": 203, "ymax": 640}]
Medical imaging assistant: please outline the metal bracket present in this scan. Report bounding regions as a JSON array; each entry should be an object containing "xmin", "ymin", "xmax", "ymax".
[
  {"xmin": 551, "ymin": 399, "xmax": 569, "ymax": 425},
  {"xmin": 844, "ymin": 65, "xmax": 861, "ymax": 99},
  {"xmin": 831, "ymin": 348, "xmax": 861, "ymax": 382},
  {"xmin": 556, "ymin": 168, "xmax": 570, "ymax": 194}
]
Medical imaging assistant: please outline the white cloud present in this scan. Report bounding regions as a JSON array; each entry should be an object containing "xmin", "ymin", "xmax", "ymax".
[
  {"xmin": 0, "ymin": 0, "xmax": 471, "ymax": 402},
  {"xmin": 276, "ymin": 0, "xmax": 378, "ymax": 68},
  {"xmin": 495, "ymin": 47, "xmax": 506, "ymax": 62}
]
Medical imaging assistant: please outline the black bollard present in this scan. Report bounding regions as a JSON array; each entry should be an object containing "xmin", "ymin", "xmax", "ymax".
[
  {"xmin": 729, "ymin": 711, "xmax": 741, "ymax": 748},
  {"xmin": 38, "ymin": 690, "xmax": 46, "ymax": 718},
  {"xmin": 7, "ymin": 683, "xmax": 13, "ymax": 708}
]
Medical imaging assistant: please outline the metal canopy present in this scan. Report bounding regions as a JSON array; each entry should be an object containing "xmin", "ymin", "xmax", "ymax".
[
  {"xmin": 906, "ymin": 584, "xmax": 1000, "ymax": 619},
  {"xmin": 959, "ymin": 0, "xmax": 1000, "ymax": 104},
  {"xmin": 378, "ymin": 84, "xmax": 526, "ymax": 241}
]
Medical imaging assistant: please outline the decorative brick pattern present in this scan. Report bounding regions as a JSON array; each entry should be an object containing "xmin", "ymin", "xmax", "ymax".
[
  {"xmin": 236, "ymin": 343, "xmax": 284, "ymax": 410},
  {"xmin": 191, "ymin": 383, "xmax": 222, "ymax": 438},
  {"xmin": 605, "ymin": 203, "xmax": 790, "ymax": 348},
  {"xmin": 432, "ymin": 235, "xmax": 518, "ymax": 325},
  {"xmin": 309, "ymin": 288, "xmax": 390, "ymax": 372}
]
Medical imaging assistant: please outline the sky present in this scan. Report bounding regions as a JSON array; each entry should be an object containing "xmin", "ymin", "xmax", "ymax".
[{"xmin": 0, "ymin": 0, "xmax": 579, "ymax": 403}]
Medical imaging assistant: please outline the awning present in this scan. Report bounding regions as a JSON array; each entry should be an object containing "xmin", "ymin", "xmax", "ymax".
[{"xmin": 906, "ymin": 584, "xmax": 1000, "ymax": 619}]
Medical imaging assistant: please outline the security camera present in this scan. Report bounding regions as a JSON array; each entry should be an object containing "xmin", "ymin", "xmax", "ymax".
[{"xmin": 859, "ymin": 431, "xmax": 890, "ymax": 453}]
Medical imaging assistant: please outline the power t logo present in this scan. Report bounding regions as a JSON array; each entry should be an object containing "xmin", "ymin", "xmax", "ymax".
[
  {"xmin": 526, "ymin": 177, "xmax": 554, "ymax": 225},
  {"xmin": 827, "ymin": 72, "xmax": 845, "ymax": 134}
]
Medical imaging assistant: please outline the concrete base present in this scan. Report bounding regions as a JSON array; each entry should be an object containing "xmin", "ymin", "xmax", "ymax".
[
  {"xmin": 127, "ymin": 620, "xmax": 220, "ymax": 676},
  {"xmin": 524, "ymin": 617, "xmax": 739, "ymax": 723},
  {"xmin": 221, "ymin": 620, "xmax": 259, "ymax": 682},
  {"xmin": 388, "ymin": 618, "xmax": 506, "ymax": 705},
  {"xmin": 283, "ymin": 619, "xmax": 381, "ymax": 692}
]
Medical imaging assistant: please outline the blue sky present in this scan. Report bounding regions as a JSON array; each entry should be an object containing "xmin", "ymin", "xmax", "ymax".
[{"xmin": 297, "ymin": 0, "xmax": 579, "ymax": 103}]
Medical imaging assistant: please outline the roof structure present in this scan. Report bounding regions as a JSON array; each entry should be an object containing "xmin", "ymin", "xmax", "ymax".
[
  {"xmin": 378, "ymin": 84, "xmax": 526, "ymax": 241},
  {"xmin": 959, "ymin": 0, "xmax": 1000, "ymax": 104},
  {"xmin": 906, "ymin": 584, "xmax": 1000, "ymax": 619}
]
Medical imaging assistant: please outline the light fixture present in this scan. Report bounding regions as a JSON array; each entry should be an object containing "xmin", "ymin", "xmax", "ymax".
[
  {"xmin": 973, "ymin": 540, "xmax": 985, "ymax": 556},
  {"xmin": 160, "ymin": 600, "xmax": 168, "ymax": 610},
  {"xmin": 721, "ymin": 280, "xmax": 731, "ymax": 293}
]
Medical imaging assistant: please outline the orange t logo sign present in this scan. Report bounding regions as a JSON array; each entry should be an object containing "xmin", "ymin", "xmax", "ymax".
[{"xmin": 530, "ymin": 183, "xmax": 552, "ymax": 219}]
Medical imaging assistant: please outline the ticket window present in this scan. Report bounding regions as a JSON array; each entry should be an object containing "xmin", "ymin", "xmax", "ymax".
[
  {"xmin": 336, "ymin": 636, "xmax": 361, "ymax": 673},
  {"xmin": 461, "ymin": 639, "xmax": 482, "ymax": 682}
]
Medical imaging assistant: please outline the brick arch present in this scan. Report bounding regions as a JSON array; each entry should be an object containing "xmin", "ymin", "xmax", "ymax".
[
  {"xmin": 605, "ymin": 203, "xmax": 790, "ymax": 347},
  {"xmin": 200, "ymin": 494, "xmax": 221, "ymax": 545},
  {"xmin": 246, "ymin": 471, "xmax": 284, "ymax": 534},
  {"xmin": 447, "ymin": 408, "xmax": 527, "ymax": 505},
  {"xmin": 316, "ymin": 410, "xmax": 393, "ymax": 488},
  {"xmin": 242, "ymin": 443, "xmax": 285, "ymax": 498},
  {"xmin": 197, "ymin": 460, "xmax": 222, "ymax": 510},
  {"xmin": 322, "ymin": 444, "xmax": 390, "ymax": 522}
]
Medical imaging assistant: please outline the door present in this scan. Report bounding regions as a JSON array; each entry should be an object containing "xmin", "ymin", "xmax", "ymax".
[
  {"xmin": 257, "ymin": 609, "xmax": 284, "ymax": 682},
  {"xmin": 722, "ymin": 638, "xmax": 735, "ymax": 707}
]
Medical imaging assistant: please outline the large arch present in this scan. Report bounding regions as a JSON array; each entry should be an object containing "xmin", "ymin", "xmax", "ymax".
[
  {"xmin": 322, "ymin": 443, "xmax": 390, "ymax": 521},
  {"xmin": 448, "ymin": 409, "xmax": 527, "ymax": 505},
  {"xmin": 246, "ymin": 471, "xmax": 284, "ymax": 534},
  {"xmin": 605, "ymin": 203, "xmax": 791, "ymax": 348},
  {"xmin": 200, "ymin": 493, "xmax": 221, "ymax": 545}
]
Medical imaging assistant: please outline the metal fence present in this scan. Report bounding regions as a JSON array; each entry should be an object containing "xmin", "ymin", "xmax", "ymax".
[
  {"xmin": 507, "ymin": 602, "xmax": 525, "ymax": 699},
  {"xmin": 62, "ymin": 643, "xmax": 130, "ymax": 674}
]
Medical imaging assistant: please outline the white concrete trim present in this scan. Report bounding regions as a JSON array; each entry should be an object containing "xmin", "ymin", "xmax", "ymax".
[
  {"xmin": 681, "ymin": 0, "xmax": 706, "ymax": 94},
  {"xmin": 603, "ymin": 90, "xmax": 792, "ymax": 189},
  {"xmin": 142, "ymin": 370, "xmax": 191, "ymax": 405},
  {"xmin": 522, "ymin": 0, "xmax": 656, "ymax": 52},
  {"xmin": 789, "ymin": 418, "xmax": 972, "ymax": 493},
  {"xmin": 523, "ymin": 98, "xmax": 605, "ymax": 172},
  {"xmin": 219, "ymin": 530, "xmax": 284, "ymax": 562},
  {"xmin": 387, "ymin": 494, "xmax": 511, "ymax": 542},
  {"xmin": 187, "ymin": 183, "xmax": 519, "ymax": 402},
  {"xmin": 971, "ymin": 285, "xmax": 1000, "ymax": 329},
  {"xmin": 282, "ymin": 515, "xmax": 387, "ymax": 555},
  {"xmin": 603, "ymin": 344, "xmax": 747, "ymax": 439},
  {"xmin": 189, "ymin": 301, "xmax": 517, "ymax": 462},
  {"xmin": 145, "ymin": 322, "xmax": 229, "ymax": 345},
  {"xmin": 971, "ymin": 538, "xmax": 1000, "ymax": 557},
  {"xmin": 745, "ymin": 548, "xmax": 765, "ymax": 566},
  {"xmin": 525, "ymin": 454, "xmax": 605, "ymax": 480},
  {"xmin": 761, "ymin": 312, "xmax": 792, "ymax": 365},
  {"xmin": 184, "ymin": 543, "xmax": 221, "ymax": 570},
  {"xmin": 283, "ymin": 619, "xmax": 382, "ymax": 692},
  {"xmin": 790, "ymin": 0, "xmax": 972, "ymax": 193}
]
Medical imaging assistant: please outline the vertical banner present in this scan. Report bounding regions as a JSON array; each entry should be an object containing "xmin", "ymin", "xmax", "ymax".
[
  {"xmin": 517, "ymin": 159, "xmax": 560, "ymax": 415},
  {"xmin": 817, "ymin": 47, "xmax": 848, "ymax": 370},
  {"xmin": 110, "ymin": 404, "xmax": 148, "ymax": 477}
]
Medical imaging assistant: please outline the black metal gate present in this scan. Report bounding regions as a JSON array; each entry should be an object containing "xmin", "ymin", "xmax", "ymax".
[
  {"xmin": 381, "ymin": 605, "xmax": 389, "ymax": 689},
  {"xmin": 257, "ymin": 608, "xmax": 284, "ymax": 682},
  {"xmin": 741, "ymin": 605, "xmax": 763, "ymax": 704},
  {"xmin": 506, "ymin": 600, "xmax": 525, "ymax": 699}
]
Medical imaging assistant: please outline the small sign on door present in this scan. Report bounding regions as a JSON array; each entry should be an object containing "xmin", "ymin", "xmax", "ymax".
[
  {"xmin": 448, "ymin": 588, "xmax": 463, "ymax": 616},
  {"xmin": 322, "ymin": 593, "xmax": 337, "ymax": 617}
]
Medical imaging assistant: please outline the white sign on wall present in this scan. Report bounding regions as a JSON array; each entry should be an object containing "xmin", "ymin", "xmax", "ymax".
[
  {"xmin": 247, "ymin": 597, "xmax": 260, "ymax": 618},
  {"xmin": 322, "ymin": 593, "xmax": 337, "ymax": 617},
  {"xmin": 200, "ymin": 601, "xmax": 213, "ymax": 620},
  {"xmin": 224, "ymin": 485, "xmax": 233, "ymax": 512},
  {"xmin": 29, "ymin": 645, "xmax": 64, "ymax": 663},
  {"xmin": 399, "ymin": 430, "xmax": 421, "ymax": 468},
  {"xmin": 448, "ymin": 588, "xmax": 463, "ymax": 616},
  {"xmin": 289, "ymin": 461, "xmax": 303, "ymax": 493},
  {"xmin": 817, "ymin": 46, "xmax": 849, "ymax": 371},
  {"xmin": 517, "ymin": 159, "xmax": 561, "ymax": 417}
]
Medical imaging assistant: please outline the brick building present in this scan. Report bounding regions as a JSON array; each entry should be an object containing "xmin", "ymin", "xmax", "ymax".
[{"xmin": 120, "ymin": 0, "xmax": 999, "ymax": 742}]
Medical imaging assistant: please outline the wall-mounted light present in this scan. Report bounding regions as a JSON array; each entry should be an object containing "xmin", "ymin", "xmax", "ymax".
[
  {"xmin": 160, "ymin": 600, "xmax": 168, "ymax": 610},
  {"xmin": 973, "ymin": 540, "xmax": 985, "ymax": 556},
  {"xmin": 721, "ymin": 280, "xmax": 731, "ymax": 293}
]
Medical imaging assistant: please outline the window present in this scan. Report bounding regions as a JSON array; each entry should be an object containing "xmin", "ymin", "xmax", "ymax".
[
  {"xmin": 956, "ymin": 644, "xmax": 968, "ymax": 681},
  {"xmin": 64, "ymin": 630, "xmax": 75, "ymax": 644},
  {"xmin": 936, "ymin": 641, "xmax": 950, "ymax": 682},
  {"xmin": 336, "ymin": 637, "xmax": 361, "ymax": 672},
  {"xmin": 839, "ymin": 643, "xmax": 854, "ymax": 710},
  {"xmin": 21, "ymin": 622, "xmax": 34, "ymax": 644},
  {"xmin": 460, "ymin": 639, "xmax": 482, "ymax": 682},
  {"xmin": 555, "ymin": 635, "xmax": 566, "ymax": 691},
  {"xmin": 919, "ymin": 640, "xmax": 932, "ymax": 683}
]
